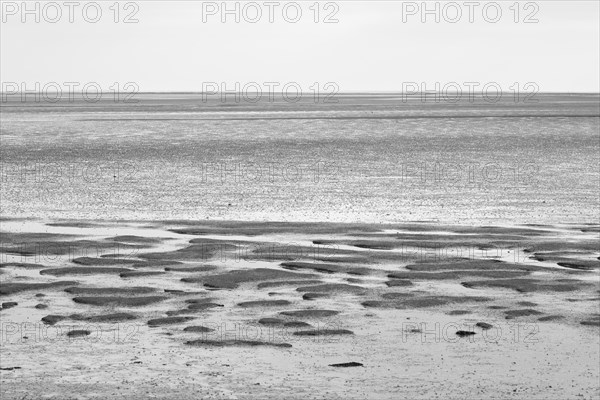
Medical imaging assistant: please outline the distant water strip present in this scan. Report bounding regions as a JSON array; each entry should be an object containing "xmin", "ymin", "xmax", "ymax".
[{"xmin": 76, "ymin": 114, "xmax": 600, "ymax": 122}]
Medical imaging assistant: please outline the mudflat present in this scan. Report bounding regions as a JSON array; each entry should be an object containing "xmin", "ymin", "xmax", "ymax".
[{"xmin": 0, "ymin": 219, "xmax": 599, "ymax": 399}]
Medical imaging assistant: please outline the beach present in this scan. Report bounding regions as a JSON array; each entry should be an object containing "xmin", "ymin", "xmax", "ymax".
[
  {"xmin": 0, "ymin": 94, "xmax": 599, "ymax": 399},
  {"xmin": 0, "ymin": 218, "xmax": 599, "ymax": 399}
]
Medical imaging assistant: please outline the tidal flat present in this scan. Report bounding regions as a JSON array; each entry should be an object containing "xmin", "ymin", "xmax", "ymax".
[{"xmin": 0, "ymin": 219, "xmax": 599, "ymax": 399}]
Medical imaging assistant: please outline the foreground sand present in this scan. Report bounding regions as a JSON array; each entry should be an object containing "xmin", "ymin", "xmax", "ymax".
[{"xmin": 1, "ymin": 219, "xmax": 599, "ymax": 399}]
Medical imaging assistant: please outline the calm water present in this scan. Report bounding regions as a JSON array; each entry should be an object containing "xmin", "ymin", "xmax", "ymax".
[{"xmin": 1, "ymin": 94, "xmax": 599, "ymax": 224}]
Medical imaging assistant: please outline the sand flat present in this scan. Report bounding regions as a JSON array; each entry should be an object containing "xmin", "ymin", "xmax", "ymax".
[{"xmin": 0, "ymin": 219, "xmax": 599, "ymax": 399}]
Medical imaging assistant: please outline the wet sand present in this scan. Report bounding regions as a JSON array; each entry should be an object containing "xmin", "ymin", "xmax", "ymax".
[{"xmin": 0, "ymin": 219, "xmax": 599, "ymax": 399}]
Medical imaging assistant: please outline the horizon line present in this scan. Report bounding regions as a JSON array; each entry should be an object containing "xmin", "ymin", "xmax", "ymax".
[{"xmin": 1, "ymin": 91, "xmax": 600, "ymax": 95}]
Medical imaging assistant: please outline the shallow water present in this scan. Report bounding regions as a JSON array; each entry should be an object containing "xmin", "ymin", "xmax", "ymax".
[{"xmin": 1, "ymin": 93, "xmax": 599, "ymax": 224}]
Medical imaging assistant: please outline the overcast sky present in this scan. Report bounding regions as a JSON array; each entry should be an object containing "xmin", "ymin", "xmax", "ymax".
[{"xmin": 1, "ymin": 1, "xmax": 599, "ymax": 92}]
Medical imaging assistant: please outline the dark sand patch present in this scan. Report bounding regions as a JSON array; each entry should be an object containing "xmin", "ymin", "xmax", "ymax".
[
  {"xmin": 165, "ymin": 310, "xmax": 193, "ymax": 316},
  {"xmin": 2, "ymin": 302, "xmax": 18, "ymax": 309},
  {"xmin": 381, "ymin": 293, "xmax": 415, "ymax": 300},
  {"xmin": 313, "ymin": 237, "xmax": 503, "ymax": 251},
  {"xmin": 250, "ymin": 243, "xmax": 438, "ymax": 264},
  {"xmin": 257, "ymin": 318, "xmax": 313, "ymax": 328},
  {"xmin": 165, "ymin": 289, "xmax": 205, "ymax": 295},
  {"xmin": 341, "ymin": 240, "xmax": 399, "ymax": 250},
  {"xmin": 566, "ymin": 297, "xmax": 600, "ymax": 302},
  {"xmin": 456, "ymin": 331, "xmax": 476, "ymax": 337},
  {"xmin": 557, "ymin": 261, "xmax": 600, "ymax": 271},
  {"xmin": 186, "ymin": 339, "xmax": 292, "ymax": 348},
  {"xmin": 284, "ymin": 321, "xmax": 312, "ymax": 328},
  {"xmin": 280, "ymin": 310, "xmax": 339, "ymax": 318},
  {"xmin": 361, "ymin": 301, "xmax": 387, "ymax": 308},
  {"xmin": 0, "ymin": 232, "xmax": 77, "ymax": 243},
  {"xmin": 293, "ymin": 329, "xmax": 353, "ymax": 336},
  {"xmin": 532, "ymin": 253, "xmax": 600, "ymax": 270},
  {"xmin": 280, "ymin": 262, "xmax": 373, "ymax": 276},
  {"xmin": 580, "ymin": 226, "xmax": 600, "ymax": 233},
  {"xmin": 249, "ymin": 243, "xmax": 416, "ymax": 264},
  {"xmin": 580, "ymin": 320, "xmax": 600, "ymax": 327},
  {"xmin": 517, "ymin": 301, "xmax": 538, "ymax": 307},
  {"xmin": 538, "ymin": 315, "xmax": 564, "ymax": 322},
  {"xmin": 534, "ymin": 251, "xmax": 598, "ymax": 257},
  {"xmin": 0, "ymin": 236, "xmax": 146, "ymax": 259},
  {"xmin": 505, "ymin": 309, "xmax": 543, "ymax": 319},
  {"xmin": 258, "ymin": 318, "xmax": 284, "ymax": 326},
  {"xmin": 303, "ymin": 293, "xmax": 329, "ymax": 301},
  {"xmin": 238, "ymin": 300, "xmax": 291, "ymax": 308},
  {"xmin": 131, "ymin": 260, "xmax": 184, "ymax": 268},
  {"xmin": 166, "ymin": 301, "xmax": 223, "ymax": 315},
  {"xmin": 312, "ymin": 232, "xmax": 548, "ymax": 251},
  {"xmin": 330, "ymin": 362, "xmax": 363, "ymax": 368},
  {"xmin": 109, "ymin": 235, "xmax": 163, "ymax": 244},
  {"xmin": 405, "ymin": 260, "xmax": 548, "ymax": 273},
  {"xmin": 164, "ymin": 265, "xmax": 218, "ymax": 272},
  {"xmin": 41, "ymin": 267, "xmax": 132, "ymax": 276},
  {"xmin": 185, "ymin": 298, "xmax": 217, "ymax": 304},
  {"xmin": 440, "ymin": 226, "xmax": 552, "ymax": 236},
  {"xmin": 476, "ymin": 322, "xmax": 493, "ymax": 329},
  {"xmin": 257, "ymin": 280, "xmax": 322, "ymax": 289},
  {"xmin": 185, "ymin": 298, "xmax": 216, "ymax": 304},
  {"xmin": 0, "ymin": 263, "xmax": 47, "ymax": 269},
  {"xmin": 120, "ymin": 271, "xmax": 166, "ymax": 278},
  {"xmin": 295, "ymin": 283, "xmax": 367, "ymax": 295},
  {"xmin": 67, "ymin": 330, "xmax": 91, "ymax": 337},
  {"xmin": 1, "ymin": 281, "xmax": 78, "ymax": 296},
  {"xmin": 140, "ymin": 242, "xmax": 237, "ymax": 262},
  {"xmin": 187, "ymin": 302, "xmax": 224, "ymax": 311},
  {"xmin": 363, "ymin": 295, "xmax": 490, "ymax": 309},
  {"xmin": 183, "ymin": 268, "xmax": 317, "ymax": 289},
  {"xmin": 462, "ymin": 278, "xmax": 588, "ymax": 293},
  {"xmin": 169, "ymin": 221, "xmax": 380, "ymax": 237},
  {"xmin": 100, "ymin": 254, "xmax": 130, "ymax": 259},
  {"xmin": 365, "ymin": 232, "xmax": 532, "ymax": 241},
  {"xmin": 46, "ymin": 222, "xmax": 100, "ymax": 228},
  {"xmin": 385, "ymin": 280, "xmax": 413, "ymax": 287},
  {"xmin": 245, "ymin": 243, "xmax": 353, "ymax": 263},
  {"xmin": 65, "ymin": 286, "xmax": 157, "ymax": 295},
  {"xmin": 388, "ymin": 270, "xmax": 530, "ymax": 280},
  {"xmin": 148, "ymin": 317, "xmax": 194, "ymax": 326},
  {"xmin": 70, "ymin": 313, "xmax": 137, "ymax": 323},
  {"xmin": 447, "ymin": 310, "xmax": 472, "ymax": 315},
  {"xmin": 525, "ymin": 241, "xmax": 600, "ymax": 253},
  {"xmin": 71, "ymin": 257, "xmax": 137, "ymax": 266},
  {"xmin": 42, "ymin": 315, "xmax": 67, "ymax": 325},
  {"xmin": 346, "ymin": 278, "xmax": 364, "ymax": 283},
  {"xmin": 313, "ymin": 256, "xmax": 371, "ymax": 264},
  {"xmin": 183, "ymin": 326, "xmax": 215, "ymax": 333},
  {"xmin": 401, "ymin": 297, "xmax": 490, "ymax": 308},
  {"xmin": 188, "ymin": 238, "xmax": 256, "ymax": 245},
  {"xmin": 72, "ymin": 296, "xmax": 167, "ymax": 307},
  {"xmin": 34, "ymin": 304, "xmax": 48, "ymax": 309}
]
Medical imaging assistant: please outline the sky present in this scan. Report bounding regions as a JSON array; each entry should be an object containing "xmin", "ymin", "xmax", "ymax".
[{"xmin": 1, "ymin": 1, "xmax": 599, "ymax": 93}]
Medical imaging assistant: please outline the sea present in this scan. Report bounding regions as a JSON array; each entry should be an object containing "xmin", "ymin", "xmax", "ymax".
[{"xmin": 1, "ymin": 93, "xmax": 598, "ymax": 225}]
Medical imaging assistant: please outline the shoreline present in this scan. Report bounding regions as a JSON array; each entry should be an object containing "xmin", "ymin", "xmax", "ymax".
[{"xmin": 3, "ymin": 215, "xmax": 600, "ymax": 228}]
